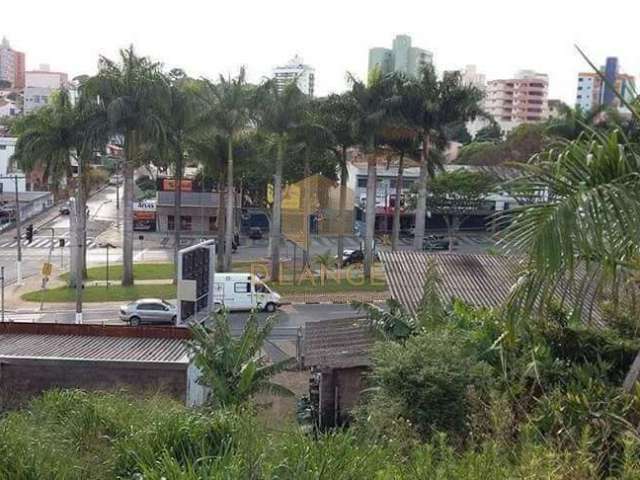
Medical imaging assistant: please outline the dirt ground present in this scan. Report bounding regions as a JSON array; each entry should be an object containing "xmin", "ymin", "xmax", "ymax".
[{"xmin": 256, "ymin": 369, "xmax": 310, "ymax": 427}]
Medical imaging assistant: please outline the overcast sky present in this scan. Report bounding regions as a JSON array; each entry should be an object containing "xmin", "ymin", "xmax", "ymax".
[{"xmin": 3, "ymin": 0, "xmax": 639, "ymax": 103}]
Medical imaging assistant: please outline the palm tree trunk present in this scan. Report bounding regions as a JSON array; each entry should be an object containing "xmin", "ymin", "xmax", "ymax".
[
  {"xmin": 364, "ymin": 137, "xmax": 377, "ymax": 281},
  {"xmin": 216, "ymin": 180, "xmax": 226, "ymax": 272},
  {"xmin": 303, "ymin": 147, "xmax": 311, "ymax": 268},
  {"xmin": 391, "ymin": 153, "xmax": 404, "ymax": 251},
  {"xmin": 413, "ymin": 134, "xmax": 431, "ymax": 250},
  {"xmin": 122, "ymin": 132, "xmax": 135, "ymax": 286},
  {"xmin": 173, "ymin": 145, "xmax": 183, "ymax": 284},
  {"xmin": 336, "ymin": 147, "xmax": 348, "ymax": 269},
  {"xmin": 270, "ymin": 139, "xmax": 284, "ymax": 282},
  {"xmin": 224, "ymin": 137, "xmax": 234, "ymax": 272}
]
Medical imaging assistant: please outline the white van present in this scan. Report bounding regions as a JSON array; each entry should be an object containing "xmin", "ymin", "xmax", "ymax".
[{"xmin": 213, "ymin": 273, "xmax": 281, "ymax": 312}]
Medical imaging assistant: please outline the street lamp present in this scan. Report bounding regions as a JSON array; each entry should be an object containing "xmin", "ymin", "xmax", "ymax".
[{"xmin": 98, "ymin": 242, "xmax": 117, "ymax": 289}]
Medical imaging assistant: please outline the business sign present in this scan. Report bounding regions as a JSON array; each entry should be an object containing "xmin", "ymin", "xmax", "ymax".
[
  {"xmin": 162, "ymin": 179, "xmax": 193, "ymax": 192},
  {"xmin": 133, "ymin": 199, "xmax": 156, "ymax": 212}
]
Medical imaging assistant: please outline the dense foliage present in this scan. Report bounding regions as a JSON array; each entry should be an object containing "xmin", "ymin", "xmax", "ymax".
[{"xmin": 3, "ymin": 388, "xmax": 640, "ymax": 479}]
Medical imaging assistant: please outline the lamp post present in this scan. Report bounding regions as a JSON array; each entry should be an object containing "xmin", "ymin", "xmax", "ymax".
[{"xmin": 99, "ymin": 242, "xmax": 116, "ymax": 289}]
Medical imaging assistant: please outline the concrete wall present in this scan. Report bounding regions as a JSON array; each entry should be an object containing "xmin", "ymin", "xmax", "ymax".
[{"xmin": 0, "ymin": 358, "xmax": 188, "ymax": 411}]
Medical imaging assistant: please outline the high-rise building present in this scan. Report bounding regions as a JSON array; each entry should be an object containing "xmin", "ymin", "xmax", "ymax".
[
  {"xmin": 368, "ymin": 34, "xmax": 433, "ymax": 79},
  {"xmin": 0, "ymin": 37, "xmax": 26, "ymax": 88},
  {"xmin": 23, "ymin": 64, "xmax": 69, "ymax": 114},
  {"xmin": 272, "ymin": 55, "xmax": 315, "ymax": 97},
  {"xmin": 484, "ymin": 70, "xmax": 549, "ymax": 133},
  {"xmin": 461, "ymin": 65, "xmax": 486, "ymax": 90},
  {"xmin": 575, "ymin": 57, "xmax": 635, "ymax": 112}
]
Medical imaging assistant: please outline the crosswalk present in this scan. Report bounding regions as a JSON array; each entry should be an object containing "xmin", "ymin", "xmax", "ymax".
[{"xmin": 0, "ymin": 233, "xmax": 100, "ymax": 250}]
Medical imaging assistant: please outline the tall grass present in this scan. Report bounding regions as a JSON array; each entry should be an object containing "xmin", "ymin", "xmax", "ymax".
[{"xmin": 1, "ymin": 389, "xmax": 639, "ymax": 479}]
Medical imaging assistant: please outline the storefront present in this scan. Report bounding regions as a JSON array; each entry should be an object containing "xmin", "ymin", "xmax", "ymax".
[{"xmin": 133, "ymin": 199, "xmax": 156, "ymax": 231}]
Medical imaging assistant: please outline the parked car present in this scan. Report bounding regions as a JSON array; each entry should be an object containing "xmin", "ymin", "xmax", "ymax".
[
  {"xmin": 119, "ymin": 298, "xmax": 177, "ymax": 326},
  {"xmin": 341, "ymin": 249, "xmax": 364, "ymax": 266},
  {"xmin": 248, "ymin": 226, "xmax": 263, "ymax": 240},
  {"xmin": 423, "ymin": 235, "xmax": 451, "ymax": 251},
  {"xmin": 59, "ymin": 203, "xmax": 71, "ymax": 215},
  {"xmin": 109, "ymin": 174, "xmax": 124, "ymax": 186}
]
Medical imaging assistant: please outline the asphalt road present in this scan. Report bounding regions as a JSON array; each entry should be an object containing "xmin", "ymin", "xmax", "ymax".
[{"xmin": 5, "ymin": 302, "xmax": 363, "ymax": 328}]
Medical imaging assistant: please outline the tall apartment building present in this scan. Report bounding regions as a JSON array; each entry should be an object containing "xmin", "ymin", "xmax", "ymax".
[
  {"xmin": 576, "ymin": 57, "xmax": 635, "ymax": 112},
  {"xmin": 484, "ymin": 70, "xmax": 549, "ymax": 133},
  {"xmin": 0, "ymin": 37, "xmax": 26, "ymax": 88},
  {"xmin": 272, "ymin": 55, "xmax": 315, "ymax": 97},
  {"xmin": 368, "ymin": 34, "xmax": 433, "ymax": 79},
  {"xmin": 23, "ymin": 64, "xmax": 69, "ymax": 114}
]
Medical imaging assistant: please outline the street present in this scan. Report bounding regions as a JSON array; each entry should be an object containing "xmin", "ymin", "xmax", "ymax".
[{"xmin": 4, "ymin": 302, "xmax": 363, "ymax": 328}]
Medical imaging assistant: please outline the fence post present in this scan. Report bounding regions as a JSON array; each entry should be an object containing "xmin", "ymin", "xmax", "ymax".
[{"xmin": 296, "ymin": 326, "xmax": 303, "ymax": 369}]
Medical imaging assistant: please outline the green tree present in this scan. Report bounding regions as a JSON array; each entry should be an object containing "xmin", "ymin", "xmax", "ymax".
[
  {"xmin": 13, "ymin": 90, "xmax": 108, "ymax": 289},
  {"xmin": 474, "ymin": 120, "xmax": 503, "ymax": 142},
  {"xmin": 257, "ymin": 81, "xmax": 308, "ymax": 282},
  {"xmin": 426, "ymin": 170, "xmax": 495, "ymax": 250},
  {"xmin": 399, "ymin": 66, "xmax": 484, "ymax": 251},
  {"xmin": 349, "ymin": 71, "xmax": 396, "ymax": 280},
  {"xmin": 501, "ymin": 130, "xmax": 640, "ymax": 391},
  {"xmin": 84, "ymin": 45, "xmax": 169, "ymax": 286},
  {"xmin": 315, "ymin": 93, "xmax": 360, "ymax": 266},
  {"xmin": 188, "ymin": 311, "xmax": 294, "ymax": 408},
  {"xmin": 164, "ymin": 69, "xmax": 196, "ymax": 283},
  {"xmin": 198, "ymin": 68, "xmax": 254, "ymax": 271}
]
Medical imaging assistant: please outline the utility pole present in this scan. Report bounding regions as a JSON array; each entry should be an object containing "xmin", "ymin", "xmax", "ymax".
[
  {"xmin": 14, "ymin": 175, "xmax": 22, "ymax": 285},
  {"xmin": 70, "ymin": 198, "xmax": 83, "ymax": 324},
  {"xmin": 1, "ymin": 266, "xmax": 4, "ymax": 322}
]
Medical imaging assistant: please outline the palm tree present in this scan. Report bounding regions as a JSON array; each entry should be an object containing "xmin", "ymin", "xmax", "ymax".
[
  {"xmin": 13, "ymin": 90, "xmax": 108, "ymax": 288},
  {"xmin": 84, "ymin": 45, "xmax": 168, "ymax": 286},
  {"xmin": 257, "ymin": 81, "xmax": 307, "ymax": 282},
  {"xmin": 502, "ymin": 130, "xmax": 640, "ymax": 317},
  {"xmin": 186, "ymin": 130, "xmax": 227, "ymax": 271},
  {"xmin": 315, "ymin": 93, "xmax": 359, "ymax": 267},
  {"xmin": 380, "ymin": 133, "xmax": 419, "ymax": 250},
  {"xmin": 545, "ymin": 103, "xmax": 606, "ymax": 140},
  {"xmin": 188, "ymin": 311, "xmax": 294, "ymax": 408},
  {"xmin": 348, "ymin": 72, "xmax": 396, "ymax": 280},
  {"xmin": 198, "ymin": 68, "xmax": 254, "ymax": 271},
  {"xmin": 165, "ymin": 69, "xmax": 195, "ymax": 283},
  {"xmin": 398, "ymin": 66, "xmax": 484, "ymax": 250}
]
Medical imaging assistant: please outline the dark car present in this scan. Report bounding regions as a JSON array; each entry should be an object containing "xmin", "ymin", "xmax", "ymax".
[
  {"xmin": 59, "ymin": 203, "xmax": 71, "ymax": 215},
  {"xmin": 341, "ymin": 249, "xmax": 365, "ymax": 266},
  {"xmin": 423, "ymin": 235, "xmax": 451, "ymax": 251},
  {"xmin": 248, "ymin": 227, "xmax": 263, "ymax": 240}
]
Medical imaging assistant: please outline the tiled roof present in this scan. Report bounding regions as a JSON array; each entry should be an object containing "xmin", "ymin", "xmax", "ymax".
[
  {"xmin": 304, "ymin": 318, "xmax": 374, "ymax": 368},
  {"xmin": 0, "ymin": 334, "xmax": 189, "ymax": 364}
]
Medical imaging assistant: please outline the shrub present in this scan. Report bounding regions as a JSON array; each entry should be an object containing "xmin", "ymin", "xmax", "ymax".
[{"xmin": 367, "ymin": 326, "xmax": 494, "ymax": 439}]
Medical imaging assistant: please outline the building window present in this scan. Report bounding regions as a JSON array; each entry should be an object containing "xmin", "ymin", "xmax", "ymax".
[
  {"xmin": 209, "ymin": 216, "xmax": 217, "ymax": 231},
  {"xmin": 168, "ymin": 215, "xmax": 175, "ymax": 231},
  {"xmin": 357, "ymin": 178, "xmax": 367, "ymax": 188},
  {"xmin": 180, "ymin": 216, "xmax": 192, "ymax": 231}
]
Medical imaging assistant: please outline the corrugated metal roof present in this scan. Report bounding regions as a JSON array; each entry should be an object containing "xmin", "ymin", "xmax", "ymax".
[
  {"xmin": 0, "ymin": 334, "xmax": 189, "ymax": 363},
  {"xmin": 380, "ymin": 251, "xmax": 603, "ymax": 325},
  {"xmin": 304, "ymin": 318, "xmax": 374, "ymax": 368},
  {"xmin": 380, "ymin": 251, "xmax": 520, "ymax": 315}
]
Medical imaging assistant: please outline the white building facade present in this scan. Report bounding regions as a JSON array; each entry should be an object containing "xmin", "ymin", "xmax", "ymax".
[
  {"xmin": 272, "ymin": 56, "xmax": 315, "ymax": 96},
  {"xmin": 23, "ymin": 65, "xmax": 69, "ymax": 114}
]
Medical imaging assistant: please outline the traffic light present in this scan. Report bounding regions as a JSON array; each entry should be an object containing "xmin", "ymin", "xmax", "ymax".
[
  {"xmin": 59, "ymin": 238, "xmax": 65, "ymax": 248},
  {"xmin": 25, "ymin": 224, "xmax": 34, "ymax": 244}
]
